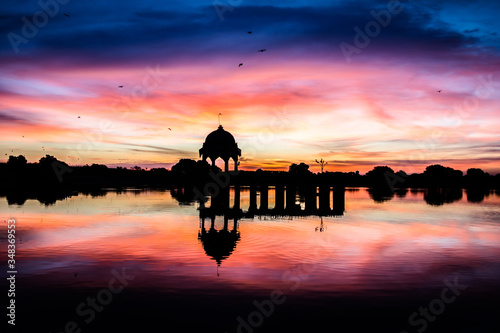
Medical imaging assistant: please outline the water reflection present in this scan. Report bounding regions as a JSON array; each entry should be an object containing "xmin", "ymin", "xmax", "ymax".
[
  {"xmin": 315, "ymin": 216, "xmax": 326, "ymax": 232},
  {"xmin": 3, "ymin": 187, "xmax": 500, "ymax": 333},
  {"xmin": 394, "ymin": 188, "xmax": 408, "ymax": 198},
  {"xmin": 195, "ymin": 184, "xmax": 347, "ymax": 217},
  {"xmin": 170, "ymin": 186, "xmax": 198, "ymax": 205},
  {"xmin": 466, "ymin": 188, "xmax": 490, "ymax": 203},
  {"xmin": 194, "ymin": 185, "xmax": 346, "ymax": 269},
  {"xmin": 3, "ymin": 189, "xmax": 75, "ymax": 206},
  {"xmin": 424, "ymin": 187, "xmax": 463, "ymax": 206},
  {"xmin": 3, "ymin": 183, "xmax": 497, "ymax": 208},
  {"xmin": 367, "ymin": 188, "xmax": 394, "ymax": 203},
  {"xmin": 1, "ymin": 188, "xmax": 107, "ymax": 206},
  {"xmin": 198, "ymin": 216, "xmax": 240, "ymax": 275}
]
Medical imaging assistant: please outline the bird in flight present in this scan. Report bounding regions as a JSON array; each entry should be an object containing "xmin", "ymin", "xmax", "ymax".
[
  {"xmin": 118, "ymin": 85, "xmax": 124, "ymax": 88},
  {"xmin": 168, "ymin": 128, "xmax": 172, "ymax": 131},
  {"xmin": 248, "ymin": 31, "xmax": 252, "ymax": 34},
  {"xmin": 258, "ymin": 49, "xmax": 267, "ymax": 52},
  {"xmin": 239, "ymin": 63, "xmax": 243, "ymax": 67},
  {"xmin": 437, "ymin": 90, "xmax": 442, "ymax": 93},
  {"xmin": 64, "ymin": 13, "xmax": 70, "ymax": 17},
  {"xmin": 78, "ymin": 116, "xmax": 80, "ymax": 118}
]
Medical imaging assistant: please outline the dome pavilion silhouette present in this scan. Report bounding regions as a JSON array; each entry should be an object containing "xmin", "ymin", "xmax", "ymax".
[
  {"xmin": 199, "ymin": 125, "xmax": 241, "ymax": 172},
  {"xmin": 198, "ymin": 217, "xmax": 240, "ymax": 276}
]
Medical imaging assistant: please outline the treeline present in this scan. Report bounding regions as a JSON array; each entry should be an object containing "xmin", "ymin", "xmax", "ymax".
[{"xmin": 1, "ymin": 155, "xmax": 499, "ymax": 191}]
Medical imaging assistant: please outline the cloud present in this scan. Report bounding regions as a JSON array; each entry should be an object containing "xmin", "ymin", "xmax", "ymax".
[
  {"xmin": 105, "ymin": 141, "xmax": 192, "ymax": 156},
  {"xmin": 0, "ymin": 111, "xmax": 25, "ymax": 122},
  {"xmin": 1, "ymin": 1, "xmax": 495, "ymax": 66},
  {"xmin": 0, "ymin": 110, "xmax": 40, "ymax": 125}
]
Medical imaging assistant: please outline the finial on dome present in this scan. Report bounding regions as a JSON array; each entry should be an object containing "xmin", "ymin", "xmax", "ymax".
[{"xmin": 218, "ymin": 113, "xmax": 222, "ymax": 127}]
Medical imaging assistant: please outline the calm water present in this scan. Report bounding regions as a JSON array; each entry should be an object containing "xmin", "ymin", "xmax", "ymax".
[{"xmin": 2, "ymin": 188, "xmax": 500, "ymax": 332}]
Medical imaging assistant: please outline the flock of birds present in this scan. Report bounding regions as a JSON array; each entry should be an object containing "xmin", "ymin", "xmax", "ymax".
[
  {"xmin": 5, "ymin": 18, "xmax": 447, "ymax": 159},
  {"xmin": 238, "ymin": 31, "xmax": 267, "ymax": 68}
]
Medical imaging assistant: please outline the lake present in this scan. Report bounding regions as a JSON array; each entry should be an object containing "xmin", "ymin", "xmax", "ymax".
[{"xmin": 2, "ymin": 187, "xmax": 500, "ymax": 332}]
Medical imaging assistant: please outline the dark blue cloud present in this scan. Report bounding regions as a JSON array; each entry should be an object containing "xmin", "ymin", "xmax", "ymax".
[{"xmin": 1, "ymin": 0, "xmax": 498, "ymax": 66}]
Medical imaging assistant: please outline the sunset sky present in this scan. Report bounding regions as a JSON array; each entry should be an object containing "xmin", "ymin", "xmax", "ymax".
[{"xmin": 1, "ymin": 0, "xmax": 499, "ymax": 174}]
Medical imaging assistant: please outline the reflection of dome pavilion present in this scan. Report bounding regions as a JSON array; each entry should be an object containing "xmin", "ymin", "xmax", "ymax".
[
  {"xmin": 199, "ymin": 125, "xmax": 241, "ymax": 172},
  {"xmin": 198, "ymin": 217, "xmax": 240, "ymax": 274}
]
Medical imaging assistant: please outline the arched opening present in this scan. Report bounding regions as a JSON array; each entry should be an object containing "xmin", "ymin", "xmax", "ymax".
[
  {"xmin": 213, "ymin": 158, "xmax": 225, "ymax": 171},
  {"xmin": 227, "ymin": 158, "xmax": 239, "ymax": 172}
]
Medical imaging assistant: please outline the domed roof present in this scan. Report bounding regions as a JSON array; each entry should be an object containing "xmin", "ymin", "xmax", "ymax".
[
  {"xmin": 199, "ymin": 125, "xmax": 241, "ymax": 160},
  {"xmin": 204, "ymin": 125, "xmax": 236, "ymax": 146},
  {"xmin": 198, "ymin": 228, "xmax": 240, "ymax": 266}
]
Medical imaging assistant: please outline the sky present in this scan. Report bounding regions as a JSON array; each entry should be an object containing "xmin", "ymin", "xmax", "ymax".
[{"xmin": 1, "ymin": 0, "xmax": 499, "ymax": 174}]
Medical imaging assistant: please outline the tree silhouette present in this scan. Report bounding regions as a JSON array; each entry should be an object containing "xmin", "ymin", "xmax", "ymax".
[
  {"xmin": 91, "ymin": 163, "xmax": 108, "ymax": 170},
  {"xmin": 172, "ymin": 159, "xmax": 213, "ymax": 175},
  {"xmin": 39, "ymin": 154, "xmax": 59, "ymax": 167},
  {"xmin": 467, "ymin": 168, "xmax": 486, "ymax": 178},
  {"xmin": 365, "ymin": 166, "xmax": 395, "ymax": 189},
  {"xmin": 465, "ymin": 168, "xmax": 489, "ymax": 190},
  {"xmin": 423, "ymin": 164, "xmax": 462, "ymax": 187},
  {"xmin": 170, "ymin": 159, "xmax": 214, "ymax": 184},
  {"xmin": 289, "ymin": 163, "xmax": 310, "ymax": 174},
  {"xmin": 366, "ymin": 166, "xmax": 394, "ymax": 178},
  {"xmin": 7, "ymin": 155, "xmax": 27, "ymax": 168},
  {"xmin": 315, "ymin": 158, "xmax": 328, "ymax": 173}
]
